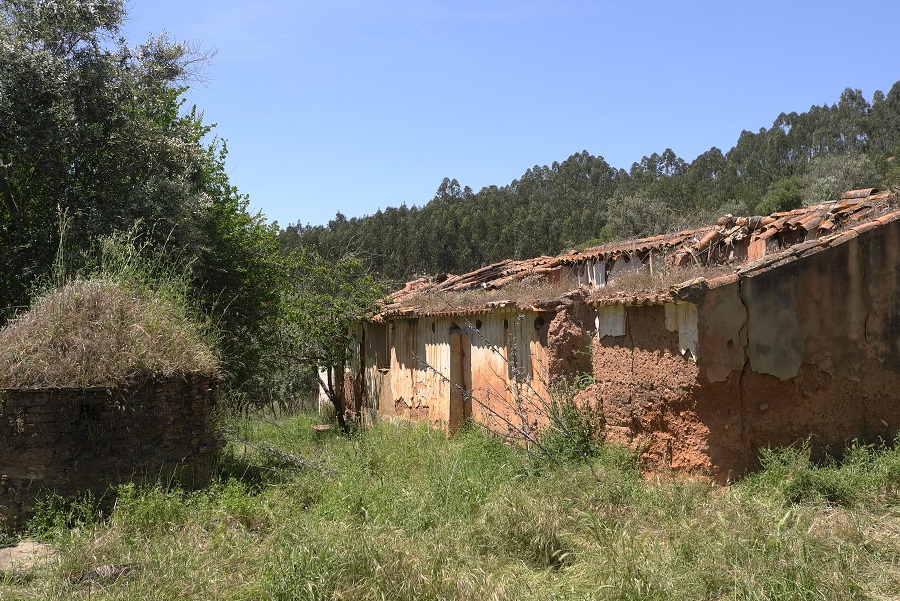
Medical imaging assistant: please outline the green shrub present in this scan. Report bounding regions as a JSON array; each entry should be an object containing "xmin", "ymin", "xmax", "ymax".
[{"xmin": 25, "ymin": 492, "xmax": 99, "ymax": 541}]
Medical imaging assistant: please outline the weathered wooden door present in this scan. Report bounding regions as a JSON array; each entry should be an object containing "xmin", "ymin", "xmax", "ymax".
[{"xmin": 449, "ymin": 332, "xmax": 472, "ymax": 430}]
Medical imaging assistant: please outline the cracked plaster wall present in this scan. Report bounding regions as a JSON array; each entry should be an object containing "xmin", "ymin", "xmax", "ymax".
[{"xmin": 586, "ymin": 214, "xmax": 900, "ymax": 481}]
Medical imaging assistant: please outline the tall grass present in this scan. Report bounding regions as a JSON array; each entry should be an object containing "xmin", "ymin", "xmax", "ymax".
[
  {"xmin": 0, "ymin": 227, "xmax": 218, "ymax": 388},
  {"xmin": 4, "ymin": 415, "xmax": 900, "ymax": 599}
]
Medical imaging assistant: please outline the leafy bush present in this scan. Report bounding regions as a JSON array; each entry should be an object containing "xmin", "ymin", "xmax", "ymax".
[
  {"xmin": 25, "ymin": 492, "xmax": 98, "ymax": 541},
  {"xmin": 740, "ymin": 437, "xmax": 900, "ymax": 508},
  {"xmin": 534, "ymin": 392, "xmax": 605, "ymax": 465}
]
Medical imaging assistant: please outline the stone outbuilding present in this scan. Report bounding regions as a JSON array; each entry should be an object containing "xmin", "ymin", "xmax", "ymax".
[
  {"xmin": 0, "ymin": 379, "xmax": 220, "ymax": 529},
  {"xmin": 0, "ymin": 279, "xmax": 222, "ymax": 529},
  {"xmin": 339, "ymin": 188, "xmax": 900, "ymax": 481}
]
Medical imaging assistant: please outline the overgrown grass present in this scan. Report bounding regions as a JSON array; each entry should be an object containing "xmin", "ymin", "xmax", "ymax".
[
  {"xmin": 0, "ymin": 229, "xmax": 218, "ymax": 388},
  {"xmin": 600, "ymin": 263, "xmax": 735, "ymax": 297},
  {"xmin": 0, "ymin": 278, "xmax": 218, "ymax": 388},
  {"xmin": 4, "ymin": 415, "xmax": 900, "ymax": 599}
]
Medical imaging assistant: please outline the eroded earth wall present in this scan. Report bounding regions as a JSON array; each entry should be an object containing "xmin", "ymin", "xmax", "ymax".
[
  {"xmin": 582, "ymin": 304, "xmax": 726, "ymax": 476},
  {"xmin": 585, "ymin": 213, "xmax": 900, "ymax": 481},
  {"xmin": 0, "ymin": 378, "xmax": 220, "ymax": 530},
  {"xmin": 701, "ymin": 213, "xmax": 900, "ymax": 478}
]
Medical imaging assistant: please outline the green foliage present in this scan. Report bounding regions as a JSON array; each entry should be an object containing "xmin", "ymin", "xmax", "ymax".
[
  {"xmin": 756, "ymin": 175, "xmax": 804, "ymax": 215},
  {"xmin": 285, "ymin": 252, "xmax": 384, "ymax": 368},
  {"xmin": 192, "ymin": 159, "xmax": 297, "ymax": 397},
  {"xmin": 88, "ymin": 226, "xmax": 198, "ymax": 319},
  {"xmin": 802, "ymin": 151, "xmax": 879, "ymax": 205},
  {"xmin": 601, "ymin": 193, "xmax": 681, "ymax": 240},
  {"xmin": 534, "ymin": 394, "xmax": 604, "ymax": 465},
  {"xmin": 278, "ymin": 250, "xmax": 386, "ymax": 425},
  {"xmin": 11, "ymin": 415, "xmax": 900, "ymax": 599},
  {"xmin": 572, "ymin": 371, "xmax": 594, "ymax": 390},
  {"xmin": 25, "ymin": 492, "xmax": 98, "ymax": 541},
  {"xmin": 749, "ymin": 443, "xmax": 856, "ymax": 506},
  {"xmin": 0, "ymin": 0, "xmax": 297, "ymax": 404},
  {"xmin": 741, "ymin": 438, "xmax": 900, "ymax": 507},
  {"xmin": 0, "ymin": 0, "xmax": 212, "ymax": 312}
]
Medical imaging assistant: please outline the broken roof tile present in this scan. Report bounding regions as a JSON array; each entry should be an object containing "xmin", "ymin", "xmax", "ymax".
[{"xmin": 379, "ymin": 188, "xmax": 899, "ymax": 318}]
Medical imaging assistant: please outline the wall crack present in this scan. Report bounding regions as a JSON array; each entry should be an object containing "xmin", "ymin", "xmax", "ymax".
[{"xmin": 735, "ymin": 276, "xmax": 751, "ymax": 451}]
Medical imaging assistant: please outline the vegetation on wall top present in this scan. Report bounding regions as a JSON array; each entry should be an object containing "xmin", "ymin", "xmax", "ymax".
[{"xmin": 0, "ymin": 277, "xmax": 218, "ymax": 389}]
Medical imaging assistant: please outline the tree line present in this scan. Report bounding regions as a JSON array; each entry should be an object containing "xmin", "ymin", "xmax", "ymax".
[{"xmin": 282, "ymin": 84, "xmax": 900, "ymax": 284}]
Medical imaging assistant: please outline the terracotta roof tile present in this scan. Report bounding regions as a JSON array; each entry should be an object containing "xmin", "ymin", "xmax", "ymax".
[{"xmin": 378, "ymin": 188, "xmax": 898, "ymax": 318}]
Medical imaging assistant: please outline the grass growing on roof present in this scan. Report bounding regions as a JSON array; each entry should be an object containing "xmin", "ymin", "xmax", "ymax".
[
  {"xmin": 405, "ymin": 277, "xmax": 579, "ymax": 312},
  {"xmin": 0, "ymin": 278, "xmax": 218, "ymax": 388},
  {"xmin": 600, "ymin": 263, "xmax": 734, "ymax": 297},
  {"xmin": 0, "ymin": 228, "xmax": 218, "ymax": 388}
]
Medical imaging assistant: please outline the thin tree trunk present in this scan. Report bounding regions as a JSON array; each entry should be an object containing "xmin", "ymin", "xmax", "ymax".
[{"xmin": 327, "ymin": 366, "xmax": 348, "ymax": 433}]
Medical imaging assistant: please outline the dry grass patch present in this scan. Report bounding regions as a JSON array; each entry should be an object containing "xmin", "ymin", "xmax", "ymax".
[
  {"xmin": 0, "ymin": 278, "xmax": 218, "ymax": 389},
  {"xmin": 406, "ymin": 265, "xmax": 738, "ymax": 312},
  {"xmin": 601, "ymin": 264, "xmax": 735, "ymax": 297},
  {"xmin": 407, "ymin": 278, "xmax": 580, "ymax": 312}
]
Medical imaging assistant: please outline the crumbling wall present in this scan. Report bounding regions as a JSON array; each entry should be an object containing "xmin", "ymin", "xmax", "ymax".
[
  {"xmin": 705, "ymin": 212, "xmax": 900, "ymax": 474},
  {"xmin": 584, "ymin": 304, "xmax": 718, "ymax": 475},
  {"xmin": 546, "ymin": 298, "xmax": 593, "ymax": 379},
  {"xmin": 0, "ymin": 378, "xmax": 220, "ymax": 530},
  {"xmin": 588, "ymin": 211, "xmax": 900, "ymax": 482}
]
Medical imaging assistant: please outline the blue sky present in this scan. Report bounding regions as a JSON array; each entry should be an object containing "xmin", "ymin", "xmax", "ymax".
[{"xmin": 122, "ymin": 0, "xmax": 899, "ymax": 228}]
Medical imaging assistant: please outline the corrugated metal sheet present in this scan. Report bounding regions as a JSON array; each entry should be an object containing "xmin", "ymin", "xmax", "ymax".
[{"xmin": 359, "ymin": 311, "xmax": 549, "ymax": 429}]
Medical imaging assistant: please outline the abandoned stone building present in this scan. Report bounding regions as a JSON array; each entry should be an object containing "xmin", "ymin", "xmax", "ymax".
[{"xmin": 338, "ymin": 188, "xmax": 900, "ymax": 481}]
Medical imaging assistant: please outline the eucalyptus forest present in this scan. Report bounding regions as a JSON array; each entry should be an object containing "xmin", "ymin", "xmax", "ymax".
[{"xmin": 283, "ymin": 84, "xmax": 900, "ymax": 283}]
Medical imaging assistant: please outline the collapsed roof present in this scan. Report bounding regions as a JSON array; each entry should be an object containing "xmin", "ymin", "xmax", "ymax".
[{"xmin": 380, "ymin": 188, "xmax": 898, "ymax": 318}]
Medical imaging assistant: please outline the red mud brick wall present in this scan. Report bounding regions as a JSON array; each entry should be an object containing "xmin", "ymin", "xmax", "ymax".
[{"xmin": 583, "ymin": 213, "xmax": 900, "ymax": 482}]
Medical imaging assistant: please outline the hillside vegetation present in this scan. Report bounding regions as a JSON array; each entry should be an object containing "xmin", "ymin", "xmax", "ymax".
[
  {"xmin": 283, "ymin": 84, "xmax": 900, "ymax": 284},
  {"xmin": 3, "ymin": 415, "xmax": 900, "ymax": 599}
]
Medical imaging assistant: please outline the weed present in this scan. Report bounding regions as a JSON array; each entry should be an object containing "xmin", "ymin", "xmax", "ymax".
[
  {"xmin": 601, "ymin": 263, "xmax": 734, "ymax": 296},
  {"xmin": 6, "ymin": 413, "xmax": 900, "ymax": 599},
  {"xmin": 572, "ymin": 371, "xmax": 594, "ymax": 391},
  {"xmin": 532, "ymin": 385, "xmax": 604, "ymax": 465},
  {"xmin": 25, "ymin": 492, "xmax": 98, "ymax": 541}
]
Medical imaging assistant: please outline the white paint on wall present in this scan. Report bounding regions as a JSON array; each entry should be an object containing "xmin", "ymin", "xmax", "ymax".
[
  {"xmin": 596, "ymin": 305, "xmax": 625, "ymax": 338},
  {"xmin": 665, "ymin": 302, "xmax": 698, "ymax": 362}
]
